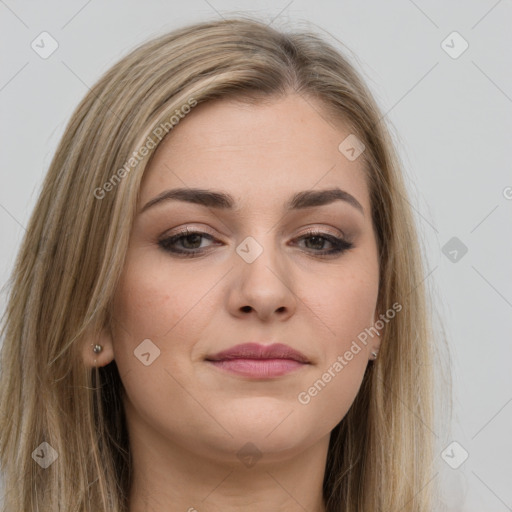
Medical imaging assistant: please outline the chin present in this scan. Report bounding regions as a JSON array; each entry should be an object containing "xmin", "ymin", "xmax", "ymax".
[{"xmin": 205, "ymin": 399, "xmax": 323, "ymax": 455}]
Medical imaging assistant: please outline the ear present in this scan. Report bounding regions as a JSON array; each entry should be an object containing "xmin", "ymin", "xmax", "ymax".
[{"xmin": 80, "ymin": 324, "xmax": 115, "ymax": 368}]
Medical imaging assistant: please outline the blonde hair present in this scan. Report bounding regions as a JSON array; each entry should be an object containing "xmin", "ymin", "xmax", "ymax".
[{"xmin": 0, "ymin": 17, "xmax": 451, "ymax": 511}]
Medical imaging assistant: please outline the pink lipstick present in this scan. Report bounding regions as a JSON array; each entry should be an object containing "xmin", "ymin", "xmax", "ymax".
[{"xmin": 205, "ymin": 342, "xmax": 310, "ymax": 378}]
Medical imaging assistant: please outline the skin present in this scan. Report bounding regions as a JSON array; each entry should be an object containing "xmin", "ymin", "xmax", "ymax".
[{"xmin": 82, "ymin": 93, "xmax": 381, "ymax": 512}]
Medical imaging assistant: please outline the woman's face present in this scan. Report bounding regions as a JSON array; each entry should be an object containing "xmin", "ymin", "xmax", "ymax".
[{"xmin": 105, "ymin": 93, "xmax": 380, "ymax": 465}]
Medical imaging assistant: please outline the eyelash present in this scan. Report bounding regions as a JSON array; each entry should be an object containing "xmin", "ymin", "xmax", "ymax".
[{"xmin": 157, "ymin": 227, "xmax": 354, "ymax": 258}]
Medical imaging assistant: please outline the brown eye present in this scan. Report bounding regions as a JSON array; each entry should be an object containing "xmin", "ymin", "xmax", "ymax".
[
  {"xmin": 294, "ymin": 230, "xmax": 354, "ymax": 257},
  {"xmin": 158, "ymin": 228, "xmax": 354, "ymax": 259},
  {"xmin": 158, "ymin": 229, "xmax": 219, "ymax": 257}
]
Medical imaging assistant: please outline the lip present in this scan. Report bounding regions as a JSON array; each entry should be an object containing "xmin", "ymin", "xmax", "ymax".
[{"xmin": 205, "ymin": 342, "xmax": 310, "ymax": 378}]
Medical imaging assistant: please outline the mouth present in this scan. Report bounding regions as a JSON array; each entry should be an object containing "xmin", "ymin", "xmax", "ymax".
[{"xmin": 205, "ymin": 342, "xmax": 310, "ymax": 378}]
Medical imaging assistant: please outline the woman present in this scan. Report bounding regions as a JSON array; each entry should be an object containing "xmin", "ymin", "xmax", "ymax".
[{"xmin": 0, "ymin": 17, "xmax": 450, "ymax": 512}]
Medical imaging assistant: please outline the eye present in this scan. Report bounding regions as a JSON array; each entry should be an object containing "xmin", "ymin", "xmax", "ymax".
[
  {"xmin": 293, "ymin": 229, "xmax": 354, "ymax": 257},
  {"xmin": 158, "ymin": 228, "xmax": 219, "ymax": 257},
  {"xmin": 158, "ymin": 227, "xmax": 354, "ymax": 258}
]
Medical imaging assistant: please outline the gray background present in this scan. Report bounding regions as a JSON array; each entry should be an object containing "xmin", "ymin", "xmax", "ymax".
[{"xmin": 1, "ymin": 1, "xmax": 511, "ymax": 510}]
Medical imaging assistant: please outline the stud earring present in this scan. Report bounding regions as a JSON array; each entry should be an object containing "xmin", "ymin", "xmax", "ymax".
[
  {"xmin": 92, "ymin": 344, "xmax": 103, "ymax": 354},
  {"xmin": 371, "ymin": 350, "xmax": 378, "ymax": 360}
]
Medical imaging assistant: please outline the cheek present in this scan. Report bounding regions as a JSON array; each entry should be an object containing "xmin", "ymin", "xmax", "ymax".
[
  {"xmin": 108, "ymin": 254, "xmax": 217, "ymax": 429},
  {"xmin": 109, "ymin": 250, "xmax": 227, "ymax": 378},
  {"xmin": 308, "ymin": 277, "xmax": 377, "ymax": 335},
  {"xmin": 301, "ymin": 256, "xmax": 379, "ymax": 352},
  {"xmin": 294, "ymin": 258, "xmax": 379, "ymax": 425},
  {"xmin": 112, "ymin": 250, "xmax": 209, "ymax": 340}
]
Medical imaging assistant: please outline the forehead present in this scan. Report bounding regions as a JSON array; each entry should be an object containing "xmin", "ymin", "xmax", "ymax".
[{"xmin": 139, "ymin": 94, "xmax": 370, "ymax": 214}]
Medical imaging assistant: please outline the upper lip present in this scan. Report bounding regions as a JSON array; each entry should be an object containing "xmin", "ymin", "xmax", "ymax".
[{"xmin": 206, "ymin": 343, "xmax": 310, "ymax": 363}]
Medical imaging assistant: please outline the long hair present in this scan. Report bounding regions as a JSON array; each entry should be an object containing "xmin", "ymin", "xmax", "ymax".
[{"xmin": 0, "ymin": 17, "xmax": 451, "ymax": 511}]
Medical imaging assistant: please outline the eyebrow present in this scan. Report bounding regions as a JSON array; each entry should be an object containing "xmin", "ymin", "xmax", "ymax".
[{"xmin": 140, "ymin": 187, "xmax": 364, "ymax": 215}]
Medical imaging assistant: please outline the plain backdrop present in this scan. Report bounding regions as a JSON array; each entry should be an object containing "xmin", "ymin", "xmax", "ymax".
[{"xmin": 1, "ymin": 1, "xmax": 511, "ymax": 510}]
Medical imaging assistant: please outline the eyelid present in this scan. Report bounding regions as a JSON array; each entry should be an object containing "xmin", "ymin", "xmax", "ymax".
[
  {"xmin": 162, "ymin": 224, "xmax": 348, "ymax": 243},
  {"xmin": 296, "ymin": 225, "xmax": 347, "ymax": 240},
  {"xmin": 161, "ymin": 224, "xmax": 217, "ymax": 239}
]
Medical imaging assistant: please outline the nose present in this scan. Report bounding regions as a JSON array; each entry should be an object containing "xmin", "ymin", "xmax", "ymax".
[{"xmin": 226, "ymin": 235, "xmax": 298, "ymax": 322}]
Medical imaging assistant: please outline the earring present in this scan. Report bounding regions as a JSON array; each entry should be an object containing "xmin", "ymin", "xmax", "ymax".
[
  {"xmin": 371, "ymin": 350, "xmax": 378, "ymax": 360},
  {"xmin": 92, "ymin": 344, "xmax": 103, "ymax": 354}
]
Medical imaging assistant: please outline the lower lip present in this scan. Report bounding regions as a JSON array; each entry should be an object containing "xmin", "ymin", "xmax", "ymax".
[{"xmin": 207, "ymin": 358, "xmax": 307, "ymax": 378}]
